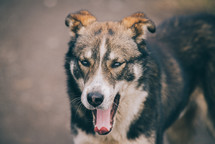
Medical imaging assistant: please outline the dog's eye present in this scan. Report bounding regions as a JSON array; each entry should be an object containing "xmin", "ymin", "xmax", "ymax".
[
  {"xmin": 111, "ymin": 61, "xmax": 124, "ymax": 68},
  {"xmin": 80, "ymin": 59, "xmax": 90, "ymax": 67}
]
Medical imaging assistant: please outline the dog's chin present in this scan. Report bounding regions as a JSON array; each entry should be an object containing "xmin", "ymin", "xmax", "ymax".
[{"xmin": 92, "ymin": 93, "xmax": 120, "ymax": 135}]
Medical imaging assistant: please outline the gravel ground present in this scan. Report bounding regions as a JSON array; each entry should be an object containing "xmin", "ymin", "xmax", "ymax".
[{"xmin": 0, "ymin": 0, "xmax": 214, "ymax": 144}]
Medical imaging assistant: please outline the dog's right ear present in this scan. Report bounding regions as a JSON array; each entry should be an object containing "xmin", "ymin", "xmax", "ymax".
[{"xmin": 65, "ymin": 10, "xmax": 96, "ymax": 37}]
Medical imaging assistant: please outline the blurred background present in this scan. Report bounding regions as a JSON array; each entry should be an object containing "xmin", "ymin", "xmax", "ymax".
[{"xmin": 0, "ymin": 0, "xmax": 214, "ymax": 144}]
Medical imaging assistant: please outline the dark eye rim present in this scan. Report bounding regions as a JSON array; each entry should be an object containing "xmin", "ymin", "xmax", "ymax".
[
  {"xmin": 79, "ymin": 59, "xmax": 90, "ymax": 67},
  {"xmin": 111, "ymin": 61, "xmax": 125, "ymax": 68}
]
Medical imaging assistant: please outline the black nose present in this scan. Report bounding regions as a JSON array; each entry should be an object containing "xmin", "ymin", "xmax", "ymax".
[{"xmin": 87, "ymin": 92, "xmax": 104, "ymax": 107}]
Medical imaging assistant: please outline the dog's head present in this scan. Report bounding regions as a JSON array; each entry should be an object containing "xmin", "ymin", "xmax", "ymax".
[{"xmin": 65, "ymin": 10, "xmax": 155, "ymax": 135}]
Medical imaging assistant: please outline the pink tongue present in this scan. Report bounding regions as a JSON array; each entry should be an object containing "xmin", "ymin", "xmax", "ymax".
[{"xmin": 95, "ymin": 107, "xmax": 112, "ymax": 133}]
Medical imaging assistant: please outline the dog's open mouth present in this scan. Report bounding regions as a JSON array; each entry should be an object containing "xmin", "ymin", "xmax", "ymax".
[{"xmin": 92, "ymin": 94, "xmax": 120, "ymax": 135}]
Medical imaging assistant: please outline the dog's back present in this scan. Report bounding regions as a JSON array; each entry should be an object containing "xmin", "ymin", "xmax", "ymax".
[{"xmin": 149, "ymin": 14, "xmax": 215, "ymax": 140}]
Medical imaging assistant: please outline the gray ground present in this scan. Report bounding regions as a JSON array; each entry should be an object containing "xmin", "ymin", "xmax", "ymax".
[{"xmin": 0, "ymin": 0, "xmax": 215, "ymax": 144}]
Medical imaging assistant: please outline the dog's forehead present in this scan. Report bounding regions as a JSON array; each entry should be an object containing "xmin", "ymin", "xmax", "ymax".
[
  {"xmin": 74, "ymin": 21, "xmax": 140, "ymax": 59},
  {"xmin": 80, "ymin": 21, "xmax": 130, "ymax": 36}
]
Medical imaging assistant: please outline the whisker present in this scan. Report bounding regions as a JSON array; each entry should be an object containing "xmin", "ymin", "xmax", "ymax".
[
  {"xmin": 70, "ymin": 97, "xmax": 81, "ymax": 105},
  {"xmin": 70, "ymin": 97, "xmax": 94, "ymax": 123},
  {"xmin": 73, "ymin": 101, "xmax": 83, "ymax": 118}
]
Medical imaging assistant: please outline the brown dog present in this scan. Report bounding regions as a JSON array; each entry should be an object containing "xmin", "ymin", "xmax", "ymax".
[{"xmin": 64, "ymin": 11, "xmax": 215, "ymax": 144}]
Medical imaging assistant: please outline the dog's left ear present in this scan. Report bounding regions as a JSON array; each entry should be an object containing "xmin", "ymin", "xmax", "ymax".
[
  {"xmin": 121, "ymin": 12, "xmax": 156, "ymax": 42},
  {"xmin": 65, "ymin": 10, "xmax": 96, "ymax": 37}
]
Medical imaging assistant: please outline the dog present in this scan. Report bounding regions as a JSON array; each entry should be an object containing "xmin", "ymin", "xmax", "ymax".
[{"xmin": 64, "ymin": 10, "xmax": 215, "ymax": 144}]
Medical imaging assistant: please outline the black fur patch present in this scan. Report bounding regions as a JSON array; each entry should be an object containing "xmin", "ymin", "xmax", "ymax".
[
  {"xmin": 108, "ymin": 28, "xmax": 115, "ymax": 35},
  {"xmin": 71, "ymin": 108, "xmax": 95, "ymax": 135},
  {"xmin": 94, "ymin": 28, "xmax": 102, "ymax": 35},
  {"xmin": 127, "ymin": 95, "xmax": 156, "ymax": 139},
  {"xmin": 115, "ymin": 63, "xmax": 135, "ymax": 82}
]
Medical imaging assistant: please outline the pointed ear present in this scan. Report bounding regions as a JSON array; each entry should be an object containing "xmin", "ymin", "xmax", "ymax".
[
  {"xmin": 65, "ymin": 10, "xmax": 96, "ymax": 37},
  {"xmin": 121, "ymin": 12, "xmax": 156, "ymax": 42}
]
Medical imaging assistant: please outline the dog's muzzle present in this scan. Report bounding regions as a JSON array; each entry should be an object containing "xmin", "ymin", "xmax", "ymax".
[{"xmin": 86, "ymin": 93, "xmax": 120, "ymax": 135}]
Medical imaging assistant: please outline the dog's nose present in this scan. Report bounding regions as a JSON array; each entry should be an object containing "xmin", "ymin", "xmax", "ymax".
[{"xmin": 87, "ymin": 92, "xmax": 104, "ymax": 107}]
